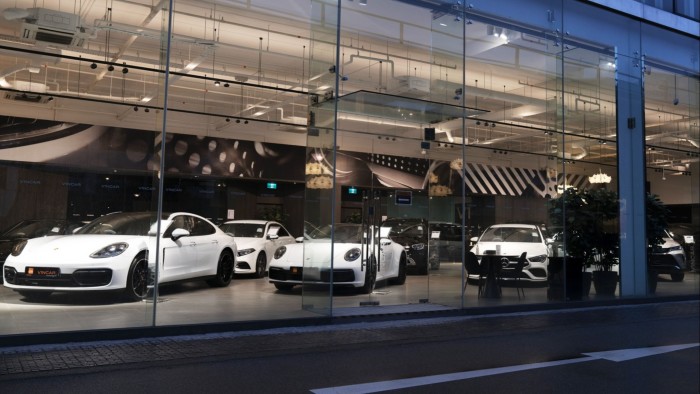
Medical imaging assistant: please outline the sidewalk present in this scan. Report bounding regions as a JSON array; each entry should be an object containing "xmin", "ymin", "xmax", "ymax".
[{"xmin": 1, "ymin": 300, "xmax": 698, "ymax": 380}]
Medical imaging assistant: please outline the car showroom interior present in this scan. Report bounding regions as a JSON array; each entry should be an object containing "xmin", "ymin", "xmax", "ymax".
[{"xmin": 0, "ymin": 0, "xmax": 698, "ymax": 338}]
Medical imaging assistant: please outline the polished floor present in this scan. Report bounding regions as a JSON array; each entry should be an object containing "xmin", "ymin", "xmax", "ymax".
[{"xmin": 1, "ymin": 263, "xmax": 698, "ymax": 336}]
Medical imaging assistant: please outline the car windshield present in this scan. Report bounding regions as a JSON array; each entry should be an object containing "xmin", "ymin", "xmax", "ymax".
[
  {"xmin": 480, "ymin": 227, "xmax": 541, "ymax": 243},
  {"xmin": 1, "ymin": 220, "xmax": 68, "ymax": 239},
  {"xmin": 76, "ymin": 212, "xmax": 163, "ymax": 236},
  {"xmin": 382, "ymin": 220, "xmax": 424, "ymax": 237},
  {"xmin": 309, "ymin": 224, "xmax": 364, "ymax": 243},
  {"xmin": 220, "ymin": 223, "xmax": 265, "ymax": 238}
]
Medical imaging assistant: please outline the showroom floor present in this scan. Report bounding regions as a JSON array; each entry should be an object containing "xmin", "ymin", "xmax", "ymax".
[{"xmin": 1, "ymin": 263, "xmax": 698, "ymax": 336}]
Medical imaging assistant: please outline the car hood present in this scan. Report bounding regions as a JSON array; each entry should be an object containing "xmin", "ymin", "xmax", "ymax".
[
  {"xmin": 232, "ymin": 237, "xmax": 264, "ymax": 250},
  {"xmin": 273, "ymin": 239, "xmax": 366, "ymax": 267},
  {"xmin": 661, "ymin": 237, "xmax": 680, "ymax": 249},
  {"xmin": 8, "ymin": 234, "xmax": 150, "ymax": 260},
  {"xmin": 471, "ymin": 242, "xmax": 547, "ymax": 257}
]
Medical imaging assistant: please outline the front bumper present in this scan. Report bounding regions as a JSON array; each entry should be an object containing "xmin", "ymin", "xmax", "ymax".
[
  {"xmin": 649, "ymin": 252, "xmax": 685, "ymax": 274},
  {"xmin": 234, "ymin": 254, "xmax": 256, "ymax": 274},
  {"xmin": 4, "ymin": 265, "xmax": 114, "ymax": 289},
  {"xmin": 268, "ymin": 266, "xmax": 360, "ymax": 287}
]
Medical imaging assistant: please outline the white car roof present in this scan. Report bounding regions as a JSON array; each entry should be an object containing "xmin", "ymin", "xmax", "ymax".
[
  {"xmin": 489, "ymin": 224, "xmax": 538, "ymax": 229},
  {"xmin": 223, "ymin": 220, "xmax": 271, "ymax": 225}
]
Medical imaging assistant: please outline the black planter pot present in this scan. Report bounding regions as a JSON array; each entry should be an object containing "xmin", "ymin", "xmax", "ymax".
[
  {"xmin": 592, "ymin": 270, "xmax": 618, "ymax": 296},
  {"xmin": 547, "ymin": 257, "xmax": 587, "ymax": 301},
  {"xmin": 582, "ymin": 271, "xmax": 592, "ymax": 298},
  {"xmin": 648, "ymin": 270, "xmax": 658, "ymax": 294}
]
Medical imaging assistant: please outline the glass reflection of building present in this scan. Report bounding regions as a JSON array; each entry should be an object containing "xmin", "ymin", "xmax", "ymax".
[{"xmin": 0, "ymin": 0, "xmax": 697, "ymax": 342}]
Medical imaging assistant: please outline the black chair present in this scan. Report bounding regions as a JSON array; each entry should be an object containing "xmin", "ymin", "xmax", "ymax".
[
  {"xmin": 463, "ymin": 251, "xmax": 485, "ymax": 296},
  {"xmin": 500, "ymin": 252, "xmax": 527, "ymax": 299}
]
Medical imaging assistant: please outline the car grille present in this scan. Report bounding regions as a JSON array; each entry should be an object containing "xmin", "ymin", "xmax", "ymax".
[
  {"xmin": 3, "ymin": 267, "xmax": 113, "ymax": 287},
  {"xmin": 268, "ymin": 267, "xmax": 355, "ymax": 283},
  {"xmin": 269, "ymin": 266, "xmax": 302, "ymax": 281},
  {"xmin": 491, "ymin": 255, "xmax": 546, "ymax": 279},
  {"xmin": 320, "ymin": 269, "xmax": 355, "ymax": 282},
  {"xmin": 649, "ymin": 254, "xmax": 683, "ymax": 270}
]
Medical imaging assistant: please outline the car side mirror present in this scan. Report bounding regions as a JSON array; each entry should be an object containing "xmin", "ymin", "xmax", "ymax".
[
  {"xmin": 171, "ymin": 228, "xmax": 190, "ymax": 241},
  {"xmin": 268, "ymin": 233, "xmax": 279, "ymax": 240},
  {"xmin": 470, "ymin": 236, "xmax": 478, "ymax": 243},
  {"xmin": 295, "ymin": 236, "xmax": 304, "ymax": 243}
]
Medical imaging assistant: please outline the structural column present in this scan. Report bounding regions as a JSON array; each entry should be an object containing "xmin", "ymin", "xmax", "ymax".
[{"xmin": 616, "ymin": 49, "xmax": 649, "ymax": 296}]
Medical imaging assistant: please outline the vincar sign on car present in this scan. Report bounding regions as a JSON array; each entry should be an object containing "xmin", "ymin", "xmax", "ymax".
[{"xmin": 3, "ymin": 212, "xmax": 237, "ymax": 301}]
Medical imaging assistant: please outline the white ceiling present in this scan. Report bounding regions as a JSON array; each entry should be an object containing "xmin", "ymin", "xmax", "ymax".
[{"xmin": 0, "ymin": 0, "xmax": 697, "ymax": 174}]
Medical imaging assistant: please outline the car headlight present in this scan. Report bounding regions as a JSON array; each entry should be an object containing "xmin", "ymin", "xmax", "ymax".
[
  {"xmin": 411, "ymin": 243, "xmax": 425, "ymax": 250},
  {"xmin": 237, "ymin": 248, "xmax": 256, "ymax": 257},
  {"xmin": 274, "ymin": 246, "xmax": 287, "ymax": 260},
  {"xmin": 528, "ymin": 254, "xmax": 547, "ymax": 263},
  {"xmin": 11, "ymin": 240, "xmax": 28, "ymax": 256},
  {"xmin": 90, "ymin": 243, "xmax": 129, "ymax": 258},
  {"xmin": 345, "ymin": 247, "xmax": 361, "ymax": 261}
]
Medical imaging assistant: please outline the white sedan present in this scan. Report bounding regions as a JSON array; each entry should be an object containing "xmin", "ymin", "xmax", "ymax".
[
  {"xmin": 3, "ymin": 212, "xmax": 237, "ymax": 301},
  {"xmin": 219, "ymin": 220, "xmax": 296, "ymax": 277},
  {"xmin": 470, "ymin": 224, "xmax": 549, "ymax": 283},
  {"xmin": 268, "ymin": 223, "xmax": 407, "ymax": 293}
]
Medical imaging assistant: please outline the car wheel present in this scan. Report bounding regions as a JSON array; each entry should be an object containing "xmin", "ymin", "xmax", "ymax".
[
  {"xmin": 207, "ymin": 250, "xmax": 234, "ymax": 287},
  {"xmin": 360, "ymin": 255, "xmax": 377, "ymax": 294},
  {"xmin": 254, "ymin": 252, "xmax": 267, "ymax": 278},
  {"xmin": 670, "ymin": 273, "xmax": 685, "ymax": 282},
  {"xmin": 419, "ymin": 258, "xmax": 429, "ymax": 275},
  {"xmin": 18, "ymin": 291, "xmax": 52, "ymax": 301},
  {"xmin": 390, "ymin": 254, "xmax": 407, "ymax": 285},
  {"xmin": 124, "ymin": 252, "xmax": 149, "ymax": 302},
  {"xmin": 274, "ymin": 283, "xmax": 294, "ymax": 291}
]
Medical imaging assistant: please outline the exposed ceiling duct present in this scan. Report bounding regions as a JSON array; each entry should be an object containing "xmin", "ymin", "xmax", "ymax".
[{"xmin": 2, "ymin": 7, "xmax": 93, "ymax": 47}]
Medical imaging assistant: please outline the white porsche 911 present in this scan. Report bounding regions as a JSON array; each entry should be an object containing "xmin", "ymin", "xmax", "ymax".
[
  {"xmin": 219, "ymin": 220, "xmax": 296, "ymax": 277},
  {"xmin": 3, "ymin": 212, "xmax": 237, "ymax": 301},
  {"xmin": 268, "ymin": 223, "xmax": 407, "ymax": 293}
]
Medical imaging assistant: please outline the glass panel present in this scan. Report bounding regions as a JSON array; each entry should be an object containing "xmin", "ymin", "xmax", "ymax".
[
  {"xmin": 151, "ymin": 0, "xmax": 317, "ymax": 324},
  {"xmin": 675, "ymin": 0, "xmax": 700, "ymax": 19},
  {"xmin": 300, "ymin": 0, "xmax": 338, "ymax": 315},
  {"xmin": 0, "ymin": 1, "xmax": 163, "ymax": 333},
  {"xmin": 454, "ymin": 6, "xmax": 566, "ymax": 306},
  {"xmin": 644, "ymin": 69, "xmax": 700, "ymax": 297},
  {"xmin": 328, "ymin": 0, "xmax": 434, "ymax": 310},
  {"xmin": 427, "ymin": 2, "xmax": 467, "ymax": 308}
]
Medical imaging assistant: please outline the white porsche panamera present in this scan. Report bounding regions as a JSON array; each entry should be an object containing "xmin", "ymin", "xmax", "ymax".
[
  {"xmin": 219, "ymin": 220, "xmax": 296, "ymax": 277},
  {"xmin": 2, "ymin": 212, "xmax": 237, "ymax": 301},
  {"xmin": 268, "ymin": 223, "xmax": 407, "ymax": 293}
]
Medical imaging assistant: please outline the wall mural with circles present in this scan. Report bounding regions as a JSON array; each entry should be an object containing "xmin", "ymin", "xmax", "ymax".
[
  {"xmin": 0, "ymin": 116, "xmax": 306, "ymax": 182},
  {"xmin": 0, "ymin": 115, "xmax": 589, "ymax": 199}
]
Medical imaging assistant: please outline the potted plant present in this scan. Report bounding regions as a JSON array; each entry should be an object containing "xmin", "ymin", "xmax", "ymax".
[
  {"xmin": 548, "ymin": 187, "xmax": 619, "ymax": 298},
  {"xmin": 550, "ymin": 188, "xmax": 672, "ymax": 297}
]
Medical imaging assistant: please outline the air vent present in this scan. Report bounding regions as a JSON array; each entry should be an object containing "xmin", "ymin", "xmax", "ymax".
[
  {"xmin": 3, "ymin": 92, "xmax": 52, "ymax": 104},
  {"xmin": 19, "ymin": 8, "xmax": 88, "ymax": 47}
]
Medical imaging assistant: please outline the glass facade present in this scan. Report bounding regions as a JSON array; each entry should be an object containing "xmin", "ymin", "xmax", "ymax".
[{"xmin": 0, "ymin": 0, "xmax": 697, "ymax": 338}]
